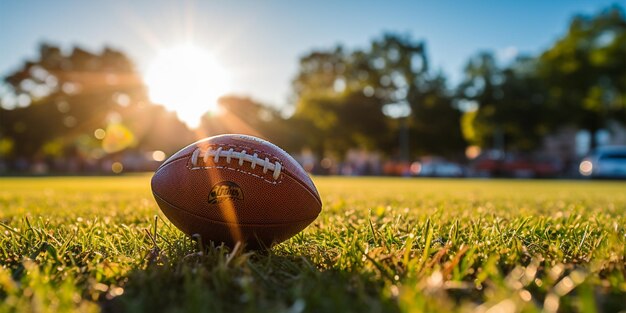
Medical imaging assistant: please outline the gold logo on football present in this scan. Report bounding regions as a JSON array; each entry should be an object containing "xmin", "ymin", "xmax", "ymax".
[{"xmin": 208, "ymin": 181, "xmax": 244, "ymax": 204}]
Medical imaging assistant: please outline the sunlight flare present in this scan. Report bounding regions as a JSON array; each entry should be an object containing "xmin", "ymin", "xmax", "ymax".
[{"xmin": 144, "ymin": 44, "xmax": 231, "ymax": 127}]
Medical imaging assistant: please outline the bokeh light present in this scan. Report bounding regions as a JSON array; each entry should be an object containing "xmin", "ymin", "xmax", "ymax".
[
  {"xmin": 410, "ymin": 162, "xmax": 422, "ymax": 175},
  {"xmin": 465, "ymin": 145, "xmax": 481, "ymax": 159},
  {"xmin": 111, "ymin": 162, "xmax": 124, "ymax": 174},
  {"xmin": 102, "ymin": 123, "xmax": 135, "ymax": 153},
  {"xmin": 579, "ymin": 160, "xmax": 593, "ymax": 176},
  {"xmin": 320, "ymin": 157, "xmax": 333, "ymax": 169},
  {"xmin": 94, "ymin": 128, "xmax": 106, "ymax": 140},
  {"xmin": 152, "ymin": 150, "xmax": 166, "ymax": 162}
]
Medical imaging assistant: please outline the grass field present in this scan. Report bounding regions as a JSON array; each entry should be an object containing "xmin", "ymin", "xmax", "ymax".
[{"xmin": 0, "ymin": 176, "xmax": 625, "ymax": 313}]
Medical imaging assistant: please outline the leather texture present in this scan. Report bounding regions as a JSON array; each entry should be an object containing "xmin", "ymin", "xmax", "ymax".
[{"xmin": 151, "ymin": 134, "xmax": 322, "ymax": 248}]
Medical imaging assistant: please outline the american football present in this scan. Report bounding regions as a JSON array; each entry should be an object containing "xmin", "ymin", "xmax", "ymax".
[
  {"xmin": 3, "ymin": 2, "xmax": 625, "ymax": 311},
  {"xmin": 151, "ymin": 134, "xmax": 322, "ymax": 248}
]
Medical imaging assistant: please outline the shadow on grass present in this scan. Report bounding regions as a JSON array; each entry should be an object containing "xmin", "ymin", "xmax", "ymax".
[{"xmin": 101, "ymin": 243, "xmax": 400, "ymax": 313}]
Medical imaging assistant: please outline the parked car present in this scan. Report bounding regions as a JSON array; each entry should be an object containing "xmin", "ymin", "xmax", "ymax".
[
  {"xmin": 470, "ymin": 151, "xmax": 563, "ymax": 178},
  {"xmin": 579, "ymin": 146, "xmax": 626, "ymax": 179},
  {"xmin": 410, "ymin": 157, "xmax": 464, "ymax": 177}
]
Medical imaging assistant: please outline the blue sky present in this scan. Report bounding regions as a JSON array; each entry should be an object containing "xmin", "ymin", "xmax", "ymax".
[{"xmin": 1, "ymin": 0, "xmax": 623, "ymax": 109}]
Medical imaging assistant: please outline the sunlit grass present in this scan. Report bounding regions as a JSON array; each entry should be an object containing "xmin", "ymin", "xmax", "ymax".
[{"xmin": 0, "ymin": 176, "xmax": 625, "ymax": 312}]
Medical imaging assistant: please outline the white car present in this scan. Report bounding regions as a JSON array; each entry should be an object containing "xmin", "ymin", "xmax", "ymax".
[
  {"xmin": 411, "ymin": 158, "xmax": 464, "ymax": 177},
  {"xmin": 579, "ymin": 146, "xmax": 626, "ymax": 179}
]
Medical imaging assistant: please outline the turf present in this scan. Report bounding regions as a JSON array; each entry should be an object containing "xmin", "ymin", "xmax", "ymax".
[{"xmin": 0, "ymin": 176, "xmax": 624, "ymax": 313}]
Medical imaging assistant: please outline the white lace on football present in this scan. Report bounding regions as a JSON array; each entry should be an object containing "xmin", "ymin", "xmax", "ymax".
[{"xmin": 190, "ymin": 147, "xmax": 282, "ymax": 180}]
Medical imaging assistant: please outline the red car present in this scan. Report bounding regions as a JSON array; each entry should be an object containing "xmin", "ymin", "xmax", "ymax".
[{"xmin": 471, "ymin": 151, "xmax": 562, "ymax": 178}]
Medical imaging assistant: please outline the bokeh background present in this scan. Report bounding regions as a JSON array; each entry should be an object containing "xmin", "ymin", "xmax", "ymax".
[{"xmin": 1, "ymin": 0, "xmax": 625, "ymax": 178}]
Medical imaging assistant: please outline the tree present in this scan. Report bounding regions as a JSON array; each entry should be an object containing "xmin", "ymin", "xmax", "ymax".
[
  {"xmin": 0, "ymin": 43, "xmax": 194, "ymax": 170},
  {"xmin": 199, "ymin": 95, "xmax": 293, "ymax": 148},
  {"xmin": 458, "ymin": 5, "xmax": 626, "ymax": 153},
  {"xmin": 458, "ymin": 52, "xmax": 553, "ymax": 152},
  {"xmin": 538, "ymin": 6, "xmax": 626, "ymax": 147},
  {"xmin": 291, "ymin": 33, "xmax": 465, "ymax": 159},
  {"xmin": 291, "ymin": 46, "xmax": 392, "ymax": 156},
  {"xmin": 410, "ymin": 74, "xmax": 466, "ymax": 156}
]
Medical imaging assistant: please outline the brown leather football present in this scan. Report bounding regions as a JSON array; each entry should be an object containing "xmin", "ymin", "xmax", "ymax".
[{"xmin": 151, "ymin": 134, "xmax": 322, "ymax": 249}]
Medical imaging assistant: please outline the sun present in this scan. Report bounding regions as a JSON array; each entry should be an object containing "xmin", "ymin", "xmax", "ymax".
[{"xmin": 144, "ymin": 44, "xmax": 231, "ymax": 127}]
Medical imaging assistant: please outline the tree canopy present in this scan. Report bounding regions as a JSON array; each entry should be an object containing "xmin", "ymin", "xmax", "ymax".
[
  {"xmin": 1, "ymin": 5, "xmax": 624, "ymax": 173},
  {"xmin": 459, "ymin": 6, "xmax": 626, "ymax": 152},
  {"xmin": 291, "ymin": 34, "xmax": 466, "ymax": 158},
  {"xmin": 539, "ymin": 6, "xmax": 626, "ymax": 146},
  {"xmin": 0, "ymin": 43, "xmax": 194, "ymax": 170}
]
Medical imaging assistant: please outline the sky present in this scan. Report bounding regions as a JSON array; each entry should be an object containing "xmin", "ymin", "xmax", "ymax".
[{"xmin": 1, "ymin": 0, "xmax": 623, "ymax": 114}]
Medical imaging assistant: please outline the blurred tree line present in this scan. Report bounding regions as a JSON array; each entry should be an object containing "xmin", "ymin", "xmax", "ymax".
[
  {"xmin": 459, "ymin": 6, "xmax": 626, "ymax": 150},
  {"xmin": 291, "ymin": 34, "xmax": 465, "ymax": 160},
  {"xmin": 0, "ymin": 5, "xmax": 624, "ymax": 173},
  {"xmin": 0, "ymin": 44, "xmax": 195, "ymax": 172}
]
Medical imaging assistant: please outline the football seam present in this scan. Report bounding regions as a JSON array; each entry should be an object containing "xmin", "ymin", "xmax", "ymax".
[
  {"xmin": 190, "ymin": 164, "xmax": 284, "ymax": 185},
  {"xmin": 157, "ymin": 144, "xmax": 322, "ymax": 206},
  {"xmin": 193, "ymin": 143, "xmax": 283, "ymax": 162},
  {"xmin": 161, "ymin": 157, "xmax": 283, "ymax": 185},
  {"xmin": 162, "ymin": 154, "xmax": 321, "ymax": 207},
  {"xmin": 153, "ymin": 192, "xmax": 319, "ymax": 227},
  {"xmin": 186, "ymin": 144, "xmax": 285, "ymax": 184}
]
